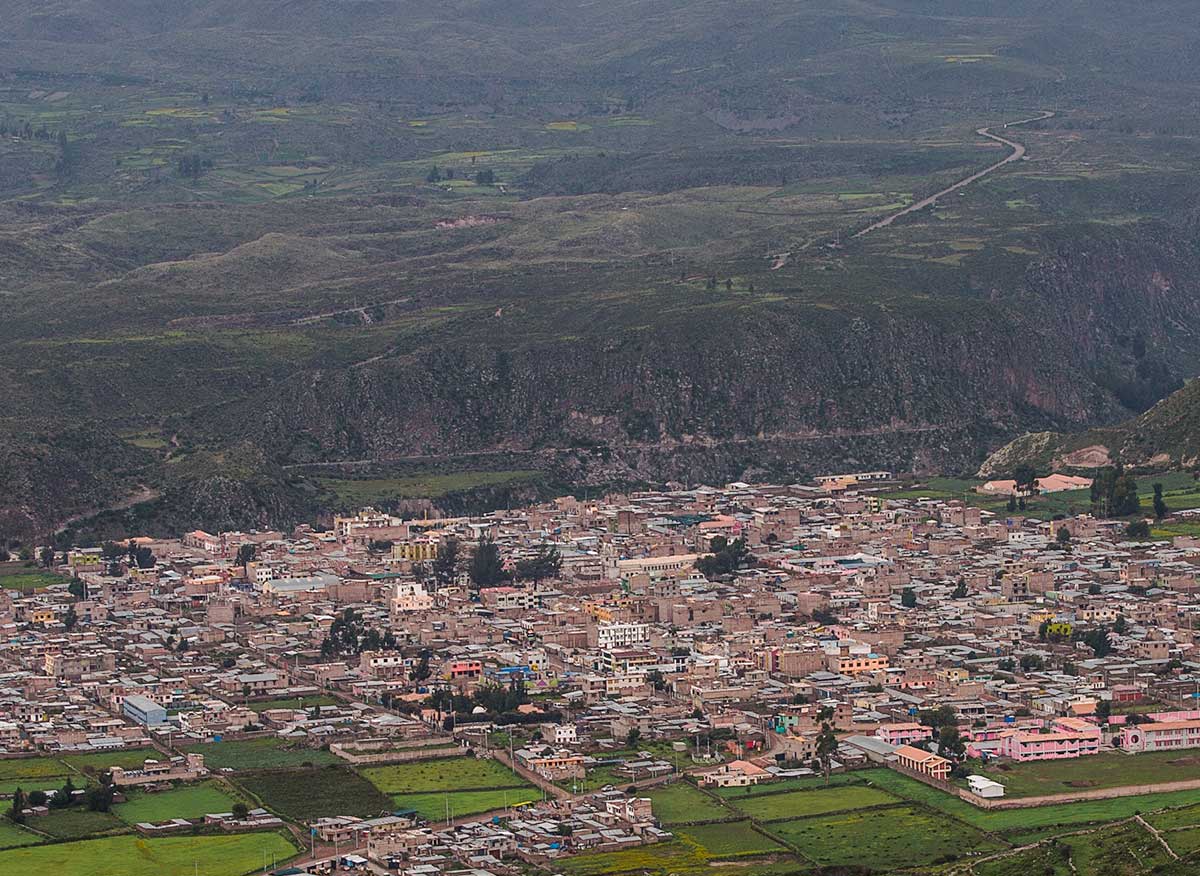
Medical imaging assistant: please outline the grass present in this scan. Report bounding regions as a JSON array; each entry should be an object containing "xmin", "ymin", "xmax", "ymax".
[
  {"xmin": 0, "ymin": 564, "xmax": 60, "ymax": 592},
  {"xmin": 978, "ymin": 750, "xmax": 1200, "ymax": 798},
  {"xmin": 728, "ymin": 785, "xmax": 899, "ymax": 821},
  {"xmin": 183, "ymin": 739, "xmax": 338, "ymax": 771},
  {"xmin": 712, "ymin": 773, "xmax": 865, "ymax": 798},
  {"xmin": 0, "ymin": 758, "xmax": 75, "ymax": 795},
  {"xmin": 29, "ymin": 808, "xmax": 127, "ymax": 840},
  {"xmin": 644, "ymin": 783, "xmax": 732, "ymax": 824},
  {"xmin": 0, "ymin": 831, "xmax": 298, "ymax": 876},
  {"xmin": 61, "ymin": 749, "xmax": 162, "ymax": 776},
  {"xmin": 246, "ymin": 696, "xmax": 337, "ymax": 713},
  {"xmin": 392, "ymin": 787, "xmax": 542, "ymax": 820},
  {"xmin": 863, "ymin": 768, "xmax": 1200, "ymax": 832},
  {"xmin": 769, "ymin": 804, "xmax": 1003, "ymax": 870},
  {"xmin": 557, "ymin": 839, "xmax": 807, "ymax": 876},
  {"xmin": 358, "ymin": 757, "xmax": 528, "ymax": 794},
  {"xmin": 676, "ymin": 821, "xmax": 784, "ymax": 857},
  {"xmin": 0, "ymin": 821, "xmax": 38, "ymax": 850},
  {"xmin": 114, "ymin": 781, "xmax": 245, "ymax": 824},
  {"xmin": 237, "ymin": 767, "xmax": 393, "ymax": 822}
]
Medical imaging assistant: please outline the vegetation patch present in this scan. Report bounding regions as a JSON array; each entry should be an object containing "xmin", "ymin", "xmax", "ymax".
[
  {"xmin": 729, "ymin": 785, "xmax": 899, "ymax": 821},
  {"xmin": 238, "ymin": 766, "xmax": 393, "ymax": 822},
  {"xmin": 0, "ymin": 831, "xmax": 298, "ymax": 876},
  {"xmin": 114, "ymin": 781, "xmax": 245, "ymax": 824},
  {"xmin": 769, "ymin": 803, "xmax": 1002, "ymax": 870},
  {"xmin": 183, "ymin": 739, "xmax": 338, "ymax": 771},
  {"xmin": 644, "ymin": 783, "xmax": 732, "ymax": 824}
]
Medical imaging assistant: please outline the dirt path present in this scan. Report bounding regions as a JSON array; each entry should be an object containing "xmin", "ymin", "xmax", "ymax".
[
  {"xmin": 852, "ymin": 110, "xmax": 1054, "ymax": 239},
  {"xmin": 1135, "ymin": 814, "xmax": 1179, "ymax": 860}
]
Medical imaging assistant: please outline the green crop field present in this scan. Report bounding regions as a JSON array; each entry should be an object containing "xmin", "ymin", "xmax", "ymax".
[
  {"xmin": 61, "ymin": 749, "xmax": 162, "ymax": 776},
  {"xmin": 863, "ymin": 768, "xmax": 1200, "ymax": 832},
  {"xmin": 676, "ymin": 821, "xmax": 783, "ymax": 857},
  {"xmin": 0, "ymin": 564, "xmax": 61, "ymax": 592},
  {"xmin": 29, "ymin": 808, "xmax": 127, "ymax": 841},
  {"xmin": 978, "ymin": 750, "xmax": 1200, "ymax": 798},
  {"xmin": 359, "ymin": 757, "xmax": 528, "ymax": 794},
  {"xmin": 0, "ymin": 757, "xmax": 75, "ymax": 795},
  {"xmin": 237, "ymin": 767, "xmax": 393, "ymax": 822},
  {"xmin": 0, "ymin": 831, "xmax": 297, "ymax": 876},
  {"xmin": 114, "ymin": 781, "xmax": 245, "ymax": 824},
  {"xmin": 183, "ymin": 738, "xmax": 339, "ymax": 771},
  {"xmin": 769, "ymin": 803, "xmax": 1004, "ymax": 870},
  {"xmin": 557, "ymin": 839, "xmax": 807, "ymax": 876},
  {"xmin": 644, "ymin": 783, "xmax": 732, "ymax": 824},
  {"xmin": 393, "ymin": 787, "xmax": 542, "ymax": 821},
  {"xmin": 728, "ymin": 784, "xmax": 899, "ymax": 821},
  {"xmin": 712, "ymin": 773, "xmax": 865, "ymax": 798},
  {"xmin": 246, "ymin": 696, "xmax": 337, "ymax": 713},
  {"xmin": 0, "ymin": 821, "xmax": 38, "ymax": 850}
]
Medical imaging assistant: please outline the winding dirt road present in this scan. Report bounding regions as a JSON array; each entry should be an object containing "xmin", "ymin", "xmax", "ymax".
[{"xmin": 852, "ymin": 110, "xmax": 1054, "ymax": 239}]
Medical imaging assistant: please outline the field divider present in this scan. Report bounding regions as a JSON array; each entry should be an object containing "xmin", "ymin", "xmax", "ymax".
[{"xmin": 752, "ymin": 800, "xmax": 909, "ymax": 825}]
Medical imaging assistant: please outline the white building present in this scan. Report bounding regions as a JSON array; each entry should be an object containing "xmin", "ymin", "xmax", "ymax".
[{"xmin": 597, "ymin": 622, "xmax": 650, "ymax": 650}]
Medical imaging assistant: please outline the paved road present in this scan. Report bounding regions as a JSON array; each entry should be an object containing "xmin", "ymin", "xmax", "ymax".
[{"xmin": 852, "ymin": 111, "xmax": 1054, "ymax": 239}]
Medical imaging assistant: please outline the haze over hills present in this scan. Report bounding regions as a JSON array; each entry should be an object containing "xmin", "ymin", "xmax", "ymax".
[{"xmin": 4, "ymin": 0, "xmax": 1200, "ymax": 537}]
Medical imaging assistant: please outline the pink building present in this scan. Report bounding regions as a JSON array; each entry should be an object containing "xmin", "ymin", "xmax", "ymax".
[
  {"xmin": 998, "ymin": 717, "xmax": 1101, "ymax": 762},
  {"xmin": 876, "ymin": 722, "xmax": 933, "ymax": 747},
  {"xmin": 1122, "ymin": 720, "xmax": 1200, "ymax": 753}
]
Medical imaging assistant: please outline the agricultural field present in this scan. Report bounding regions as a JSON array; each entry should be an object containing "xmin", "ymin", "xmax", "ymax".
[
  {"xmin": 675, "ymin": 821, "xmax": 784, "ymax": 857},
  {"xmin": 769, "ymin": 803, "xmax": 1004, "ymax": 870},
  {"xmin": 114, "ymin": 781, "xmax": 245, "ymax": 824},
  {"xmin": 393, "ymin": 787, "xmax": 542, "ymax": 821},
  {"xmin": 728, "ymin": 784, "xmax": 899, "ymax": 821},
  {"xmin": 0, "ymin": 757, "xmax": 75, "ymax": 796},
  {"xmin": 183, "ymin": 738, "xmax": 339, "ymax": 771},
  {"xmin": 246, "ymin": 695, "xmax": 337, "ymax": 713},
  {"xmin": 976, "ymin": 750, "xmax": 1200, "ymax": 798},
  {"xmin": 0, "ymin": 821, "xmax": 38, "ymax": 850},
  {"xmin": 60, "ymin": 749, "xmax": 161, "ymax": 776},
  {"xmin": 237, "ymin": 767, "xmax": 393, "ymax": 822},
  {"xmin": 359, "ymin": 757, "xmax": 529, "ymax": 794},
  {"xmin": 712, "ymin": 772, "xmax": 865, "ymax": 798},
  {"xmin": 0, "ymin": 564, "xmax": 61, "ymax": 592},
  {"xmin": 644, "ymin": 783, "xmax": 732, "ymax": 824},
  {"xmin": 0, "ymin": 831, "xmax": 298, "ymax": 876},
  {"xmin": 863, "ymin": 768, "xmax": 1200, "ymax": 833},
  {"xmin": 28, "ymin": 808, "xmax": 127, "ymax": 840},
  {"xmin": 557, "ymin": 839, "xmax": 807, "ymax": 876}
]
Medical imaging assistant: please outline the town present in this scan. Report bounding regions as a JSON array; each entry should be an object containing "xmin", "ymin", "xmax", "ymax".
[{"xmin": 3, "ymin": 471, "xmax": 1200, "ymax": 874}]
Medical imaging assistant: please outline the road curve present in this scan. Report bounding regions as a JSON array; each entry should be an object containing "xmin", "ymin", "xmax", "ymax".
[{"xmin": 852, "ymin": 110, "xmax": 1054, "ymax": 239}]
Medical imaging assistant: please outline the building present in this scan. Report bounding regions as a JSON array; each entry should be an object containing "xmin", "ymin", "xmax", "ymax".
[
  {"xmin": 1122, "ymin": 720, "xmax": 1200, "ymax": 753},
  {"xmin": 894, "ymin": 745, "xmax": 951, "ymax": 781},
  {"xmin": 596, "ymin": 623, "xmax": 650, "ymax": 650},
  {"xmin": 875, "ymin": 723, "xmax": 932, "ymax": 747},
  {"xmin": 967, "ymin": 775, "xmax": 1005, "ymax": 798},
  {"xmin": 998, "ymin": 717, "xmax": 1101, "ymax": 762},
  {"xmin": 122, "ymin": 694, "xmax": 167, "ymax": 727}
]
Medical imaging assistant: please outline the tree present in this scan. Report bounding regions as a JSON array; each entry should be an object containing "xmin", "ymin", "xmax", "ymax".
[
  {"xmin": 39, "ymin": 546, "xmax": 55, "ymax": 568},
  {"xmin": 1019, "ymin": 654, "xmax": 1045, "ymax": 672},
  {"xmin": 1153, "ymin": 483, "xmax": 1168, "ymax": 520},
  {"xmin": 626, "ymin": 727, "xmax": 641, "ymax": 747},
  {"xmin": 1088, "ymin": 582, "xmax": 1102, "ymax": 595},
  {"xmin": 432, "ymin": 537, "xmax": 460, "ymax": 588},
  {"xmin": 1006, "ymin": 495, "xmax": 1018, "ymax": 513},
  {"xmin": 1096, "ymin": 700, "xmax": 1112, "ymax": 723},
  {"xmin": 515, "ymin": 545, "xmax": 562, "ymax": 584},
  {"xmin": 1126, "ymin": 519, "xmax": 1151, "ymax": 539},
  {"xmin": 68, "ymin": 578, "xmax": 86, "ymax": 600},
  {"xmin": 696, "ymin": 537, "xmax": 751, "ymax": 578},
  {"xmin": 815, "ymin": 719, "xmax": 839, "ymax": 784},
  {"xmin": 646, "ymin": 669, "xmax": 666, "ymax": 691},
  {"xmin": 1113, "ymin": 614, "xmax": 1128, "ymax": 634},
  {"xmin": 1013, "ymin": 465, "xmax": 1038, "ymax": 497},
  {"xmin": 900, "ymin": 587, "xmax": 917, "ymax": 609},
  {"xmin": 1056, "ymin": 526, "xmax": 1071, "ymax": 546},
  {"xmin": 1091, "ymin": 465, "xmax": 1140, "ymax": 518},
  {"xmin": 8, "ymin": 788, "xmax": 25, "ymax": 824},
  {"xmin": 426, "ymin": 164, "xmax": 442, "ymax": 182},
  {"xmin": 938, "ymin": 726, "xmax": 965, "ymax": 761},
  {"xmin": 236, "ymin": 543, "xmax": 257, "ymax": 567},
  {"xmin": 51, "ymin": 777, "xmax": 75, "ymax": 809},
  {"xmin": 474, "ymin": 168, "xmax": 495, "ymax": 185},
  {"xmin": 951, "ymin": 580, "xmax": 968, "ymax": 599},
  {"xmin": 231, "ymin": 802, "xmax": 250, "ymax": 820},
  {"xmin": 63, "ymin": 606, "xmax": 78, "ymax": 632},
  {"xmin": 470, "ymin": 538, "xmax": 507, "ymax": 589}
]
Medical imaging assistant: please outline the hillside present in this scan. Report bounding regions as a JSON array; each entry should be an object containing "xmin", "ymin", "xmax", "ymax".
[
  {"xmin": 980, "ymin": 378, "xmax": 1200, "ymax": 478},
  {"xmin": 5, "ymin": 1, "xmax": 1200, "ymax": 537}
]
